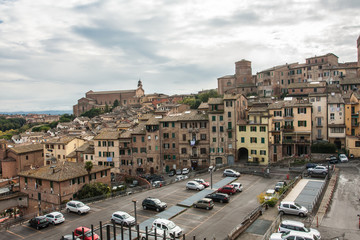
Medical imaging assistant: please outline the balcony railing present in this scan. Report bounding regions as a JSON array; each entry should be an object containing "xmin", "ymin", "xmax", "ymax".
[
  {"xmin": 282, "ymin": 125, "xmax": 294, "ymax": 132},
  {"xmin": 282, "ymin": 139, "xmax": 311, "ymax": 144}
]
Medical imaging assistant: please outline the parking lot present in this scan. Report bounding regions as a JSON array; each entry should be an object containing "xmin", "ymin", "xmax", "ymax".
[{"xmin": 0, "ymin": 170, "xmax": 283, "ymax": 240}]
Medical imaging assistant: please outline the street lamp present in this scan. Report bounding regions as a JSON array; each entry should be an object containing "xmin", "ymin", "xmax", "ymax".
[{"xmin": 132, "ymin": 199, "xmax": 137, "ymax": 226}]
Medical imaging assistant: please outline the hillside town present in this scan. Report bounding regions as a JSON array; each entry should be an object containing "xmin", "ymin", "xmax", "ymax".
[{"xmin": 0, "ymin": 35, "xmax": 359, "ymax": 239}]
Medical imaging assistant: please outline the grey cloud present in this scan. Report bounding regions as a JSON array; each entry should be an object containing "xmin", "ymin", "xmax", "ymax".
[
  {"xmin": 73, "ymin": 25, "xmax": 169, "ymax": 63},
  {"xmin": 209, "ymin": 12, "xmax": 260, "ymax": 27},
  {"xmin": 73, "ymin": 0, "xmax": 103, "ymax": 11},
  {"xmin": 321, "ymin": 0, "xmax": 360, "ymax": 9}
]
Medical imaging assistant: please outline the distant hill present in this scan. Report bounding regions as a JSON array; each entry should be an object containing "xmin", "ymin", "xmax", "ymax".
[{"xmin": 0, "ymin": 110, "xmax": 73, "ymax": 115}]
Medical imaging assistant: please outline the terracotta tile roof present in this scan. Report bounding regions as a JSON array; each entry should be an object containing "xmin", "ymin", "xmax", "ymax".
[
  {"xmin": 340, "ymin": 78, "xmax": 360, "ymax": 85},
  {"xmin": 46, "ymin": 137, "xmax": 77, "ymax": 144},
  {"xmin": 131, "ymin": 123, "xmax": 146, "ymax": 135},
  {"xmin": 160, "ymin": 110, "xmax": 208, "ymax": 122},
  {"xmin": 328, "ymin": 93, "xmax": 345, "ymax": 104},
  {"xmin": 93, "ymin": 131, "xmax": 120, "ymax": 140},
  {"xmin": 18, "ymin": 161, "xmax": 111, "ymax": 182},
  {"xmin": 9, "ymin": 144, "xmax": 43, "ymax": 154},
  {"xmin": 198, "ymin": 102, "xmax": 209, "ymax": 109},
  {"xmin": 208, "ymin": 98, "xmax": 224, "ymax": 105},
  {"xmin": 146, "ymin": 116, "xmax": 162, "ymax": 125}
]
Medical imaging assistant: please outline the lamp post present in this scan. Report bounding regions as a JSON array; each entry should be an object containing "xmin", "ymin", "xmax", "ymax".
[{"xmin": 132, "ymin": 199, "xmax": 137, "ymax": 226}]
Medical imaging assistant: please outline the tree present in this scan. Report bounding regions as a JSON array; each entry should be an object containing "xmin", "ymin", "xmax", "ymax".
[
  {"xmin": 59, "ymin": 114, "xmax": 75, "ymax": 122},
  {"xmin": 81, "ymin": 108, "xmax": 102, "ymax": 118},
  {"xmin": 112, "ymin": 99, "xmax": 119, "ymax": 109},
  {"xmin": 84, "ymin": 161, "xmax": 93, "ymax": 183},
  {"xmin": 104, "ymin": 103, "xmax": 110, "ymax": 113}
]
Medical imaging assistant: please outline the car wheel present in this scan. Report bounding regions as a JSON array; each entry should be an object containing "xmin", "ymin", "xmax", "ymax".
[
  {"xmin": 279, "ymin": 211, "xmax": 284, "ymax": 215},
  {"xmin": 66, "ymin": 208, "xmax": 70, "ymax": 213},
  {"xmin": 206, "ymin": 207, "xmax": 210, "ymax": 210},
  {"xmin": 156, "ymin": 208, "xmax": 160, "ymax": 212},
  {"xmin": 308, "ymin": 171, "xmax": 313, "ymax": 175},
  {"xmin": 197, "ymin": 188, "xmax": 200, "ymax": 191},
  {"xmin": 322, "ymin": 172, "xmax": 327, "ymax": 175},
  {"xmin": 194, "ymin": 204, "xmax": 197, "ymax": 208},
  {"xmin": 78, "ymin": 211, "xmax": 82, "ymax": 215},
  {"xmin": 220, "ymin": 200, "xmax": 223, "ymax": 203},
  {"xmin": 36, "ymin": 226, "xmax": 40, "ymax": 230},
  {"xmin": 299, "ymin": 213, "xmax": 305, "ymax": 217},
  {"xmin": 143, "ymin": 205, "xmax": 147, "ymax": 210},
  {"xmin": 229, "ymin": 192, "xmax": 233, "ymax": 195}
]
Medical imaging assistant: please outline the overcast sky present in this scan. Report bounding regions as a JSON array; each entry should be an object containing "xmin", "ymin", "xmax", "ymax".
[{"xmin": 0, "ymin": 0, "xmax": 359, "ymax": 112}]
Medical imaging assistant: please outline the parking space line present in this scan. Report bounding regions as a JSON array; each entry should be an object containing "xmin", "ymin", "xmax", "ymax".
[{"xmin": 6, "ymin": 230, "xmax": 25, "ymax": 239}]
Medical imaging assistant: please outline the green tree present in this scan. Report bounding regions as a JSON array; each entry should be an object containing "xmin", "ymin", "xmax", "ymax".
[
  {"xmin": 59, "ymin": 114, "xmax": 75, "ymax": 122},
  {"xmin": 105, "ymin": 103, "xmax": 110, "ymax": 113},
  {"xmin": 81, "ymin": 108, "xmax": 102, "ymax": 118},
  {"xmin": 112, "ymin": 99, "xmax": 119, "ymax": 109}
]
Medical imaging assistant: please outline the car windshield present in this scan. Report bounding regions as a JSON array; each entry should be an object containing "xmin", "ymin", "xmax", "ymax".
[
  {"xmin": 76, "ymin": 203, "xmax": 85, "ymax": 208},
  {"xmin": 121, "ymin": 213, "xmax": 131, "ymax": 219},
  {"xmin": 55, "ymin": 214, "xmax": 62, "ymax": 218},
  {"xmin": 197, "ymin": 179, "xmax": 204, "ymax": 183},
  {"xmin": 39, "ymin": 218, "xmax": 47, "ymax": 223},
  {"xmin": 153, "ymin": 199, "xmax": 162, "ymax": 204},
  {"xmin": 294, "ymin": 203, "xmax": 302, "ymax": 208},
  {"xmin": 281, "ymin": 232, "xmax": 290, "ymax": 237},
  {"xmin": 167, "ymin": 221, "xmax": 176, "ymax": 229}
]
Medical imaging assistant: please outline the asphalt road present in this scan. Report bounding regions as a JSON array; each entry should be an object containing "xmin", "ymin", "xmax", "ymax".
[
  {"xmin": 0, "ymin": 171, "xmax": 282, "ymax": 240},
  {"xmin": 317, "ymin": 160, "xmax": 360, "ymax": 239}
]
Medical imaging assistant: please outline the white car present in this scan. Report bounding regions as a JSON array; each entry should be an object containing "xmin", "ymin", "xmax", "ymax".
[
  {"xmin": 278, "ymin": 220, "xmax": 321, "ymax": 239},
  {"xmin": 278, "ymin": 201, "xmax": 308, "ymax": 217},
  {"xmin": 229, "ymin": 182, "xmax": 243, "ymax": 192},
  {"xmin": 66, "ymin": 200, "xmax": 90, "ymax": 215},
  {"xmin": 339, "ymin": 154, "xmax": 348, "ymax": 163},
  {"xmin": 264, "ymin": 189, "xmax": 276, "ymax": 201},
  {"xmin": 182, "ymin": 168, "xmax": 190, "ymax": 174},
  {"xmin": 45, "ymin": 211, "xmax": 65, "ymax": 225},
  {"xmin": 186, "ymin": 181, "xmax": 205, "ymax": 191},
  {"xmin": 223, "ymin": 169, "xmax": 240, "ymax": 177},
  {"xmin": 270, "ymin": 230, "xmax": 319, "ymax": 240},
  {"xmin": 111, "ymin": 211, "xmax": 135, "ymax": 226},
  {"xmin": 151, "ymin": 218, "xmax": 183, "ymax": 238}
]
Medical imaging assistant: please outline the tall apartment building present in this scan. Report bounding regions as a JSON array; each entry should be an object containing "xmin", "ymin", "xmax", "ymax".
[
  {"xmin": 268, "ymin": 98, "xmax": 312, "ymax": 162},
  {"xmin": 237, "ymin": 103, "xmax": 269, "ymax": 165},
  {"xmin": 159, "ymin": 116, "xmax": 179, "ymax": 172},
  {"xmin": 44, "ymin": 137, "xmax": 86, "ymax": 165},
  {"xmin": 327, "ymin": 93, "xmax": 346, "ymax": 149},
  {"xmin": 309, "ymin": 93, "xmax": 328, "ymax": 141},
  {"xmin": 208, "ymin": 94, "xmax": 247, "ymax": 166}
]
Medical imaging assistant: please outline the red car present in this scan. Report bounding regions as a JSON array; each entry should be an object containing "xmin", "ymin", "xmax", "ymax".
[
  {"xmin": 74, "ymin": 226, "xmax": 99, "ymax": 240},
  {"xmin": 194, "ymin": 178, "xmax": 210, "ymax": 188},
  {"xmin": 218, "ymin": 185, "xmax": 236, "ymax": 195}
]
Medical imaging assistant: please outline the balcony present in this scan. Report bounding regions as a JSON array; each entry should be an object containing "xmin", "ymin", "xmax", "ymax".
[
  {"xmin": 351, "ymin": 123, "xmax": 359, "ymax": 127},
  {"xmin": 282, "ymin": 125, "xmax": 294, "ymax": 132},
  {"xmin": 188, "ymin": 128, "xmax": 199, "ymax": 133},
  {"xmin": 227, "ymin": 127, "xmax": 233, "ymax": 131},
  {"xmin": 190, "ymin": 154, "xmax": 199, "ymax": 159},
  {"xmin": 271, "ymin": 128, "xmax": 281, "ymax": 132},
  {"xmin": 188, "ymin": 140, "xmax": 200, "ymax": 146},
  {"xmin": 282, "ymin": 139, "xmax": 311, "ymax": 144}
]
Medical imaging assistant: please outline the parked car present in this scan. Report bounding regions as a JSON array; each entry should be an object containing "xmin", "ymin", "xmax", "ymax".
[
  {"xmin": 61, "ymin": 235, "xmax": 81, "ymax": 240},
  {"xmin": 326, "ymin": 155, "xmax": 338, "ymax": 164},
  {"xmin": 140, "ymin": 230, "xmax": 169, "ymax": 240},
  {"xmin": 264, "ymin": 189, "xmax": 277, "ymax": 200},
  {"xmin": 278, "ymin": 220, "xmax": 321, "ymax": 239},
  {"xmin": 142, "ymin": 197, "xmax": 167, "ymax": 212},
  {"xmin": 274, "ymin": 181, "xmax": 287, "ymax": 192},
  {"xmin": 270, "ymin": 230, "xmax": 318, "ymax": 240},
  {"xmin": 193, "ymin": 198, "xmax": 214, "ymax": 210},
  {"xmin": 45, "ymin": 211, "xmax": 65, "ymax": 225},
  {"xmin": 229, "ymin": 182, "xmax": 243, "ymax": 192},
  {"xmin": 305, "ymin": 163, "xmax": 317, "ymax": 169},
  {"xmin": 29, "ymin": 216, "xmax": 49, "ymax": 230},
  {"xmin": 218, "ymin": 185, "xmax": 236, "ymax": 195},
  {"xmin": 186, "ymin": 181, "xmax": 205, "ymax": 191},
  {"xmin": 151, "ymin": 218, "xmax": 183, "ymax": 238},
  {"xmin": 74, "ymin": 226, "xmax": 100, "ymax": 240},
  {"xmin": 175, "ymin": 175, "xmax": 187, "ymax": 181},
  {"xmin": 278, "ymin": 201, "xmax": 308, "ymax": 217},
  {"xmin": 176, "ymin": 169, "xmax": 182, "ymax": 175},
  {"xmin": 66, "ymin": 200, "xmax": 90, "ymax": 215},
  {"xmin": 205, "ymin": 193, "xmax": 230, "ymax": 203},
  {"xmin": 182, "ymin": 168, "xmax": 190, "ymax": 174},
  {"xmin": 223, "ymin": 169, "xmax": 240, "ymax": 177},
  {"xmin": 339, "ymin": 154, "xmax": 348, "ymax": 163},
  {"xmin": 194, "ymin": 178, "xmax": 210, "ymax": 187},
  {"xmin": 307, "ymin": 166, "xmax": 328, "ymax": 175},
  {"xmin": 168, "ymin": 169, "xmax": 176, "ymax": 177},
  {"xmin": 152, "ymin": 180, "xmax": 164, "ymax": 188},
  {"xmin": 111, "ymin": 211, "xmax": 135, "ymax": 226}
]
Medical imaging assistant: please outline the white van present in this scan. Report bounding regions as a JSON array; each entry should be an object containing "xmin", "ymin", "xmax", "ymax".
[{"xmin": 151, "ymin": 218, "xmax": 183, "ymax": 238}]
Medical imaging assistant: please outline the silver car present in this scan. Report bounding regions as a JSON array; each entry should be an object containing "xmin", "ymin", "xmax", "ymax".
[
  {"xmin": 278, "ymin": 201, "xmax": 308, "ymax": 217},
  {"xmin": 186, "ymin": 181, "xmax": 205, "ymax": 191},
  {"xmin": 223, "ymin": 169, "xmax": 240, "ymax": 177},
  {"xmin": 111, "ymin": 211, "xmax": 135, "ymax": 226}
]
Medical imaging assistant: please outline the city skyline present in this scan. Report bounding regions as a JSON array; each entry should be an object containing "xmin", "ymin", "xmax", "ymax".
[{"xmin": 0, "ymin": 0, "xmax": 360, "ymax": 112}]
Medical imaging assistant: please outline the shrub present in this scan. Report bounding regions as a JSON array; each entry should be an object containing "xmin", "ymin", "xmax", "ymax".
[
  {"xmin": 77, "ymin": 182, "xmax": 110, "ymax": 199},
  {"xmin": 265, "ymin": 198, "xmax": 278, "ymax": 207},
  {"xmin": 311, "ymin": 143, "xmax": 337, "ymax": 153},
  {"xmin": 257, "ymin": 192, "xmax": 266, "ymax": 204}
]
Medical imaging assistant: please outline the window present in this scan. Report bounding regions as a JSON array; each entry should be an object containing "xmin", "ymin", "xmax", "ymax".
[
  {"xmin": 98, "ymin": 141, "xmax": 101, "ymax": 146},
  {"xmin": 251, "ymin": 150, "xmax": 257, "ymax": 154},
  {"xmin": 241, "ymin": 137, "xmax": 245, "ymax": 143},
  {"xmin": 213, "ymin": 138, "xmax": 216, "ymax": 143},
  {"xmin": 133, "ymin": 137, "xmax": 136, "ymax": 142},
  {"xmin": 298, "ymin": 121, "xmax": 307, "ymax": 127},
  {"xmin": 140, "ymin": 148, "xmax": 146, "ymax": 153},
  {"xmin": 163, "ymin": 133, "xmax": 169, "ymax": 138},
  {"xmin": 212, "ymin": 116, "xmax": 216, "ymax": 121},
  {"xmin": 163, "ymin": 144, "xmax": 170, "ymax": 149},
  {"xmin": 212, "ymin": 126, "xmax": 216, "ymax": 132},
  {"xmin": 298, "ymin": 108, "xmax": 307, "ymax": 114},
  {"xmin": 274, "ymin": 146, "xmax": 277, "ymax": 154},
  {"xmin": 172, "ymin": 122, "xmax": 175, "ymax": 127},
  {"xmin": 98, "ymin": 151, "xmax": 101, "ymax": 157},
  {"xmin": 228, "ymin": 122, "xmax": 232, "ymax": 129},
  {"xmin": 261, "ymin": 138, "xmax": 265, "ymax": 143},
  {"xmin": 183, "ymin": 134, "xmax": 186, "ymax": 141},
  {"xmin": 260, "ymin": 150, "xmax": 266, "ymax": 155},
  {"xmin": 201, "ymin": 134, "xmax": 206, "ymax": 140},
  {"xmin": 239, "ymin": 126, "xmax": 246, "ymax": 131},
  {"xmin": 132, "ymin": 148, "xmax": 138, "ymax": 153},
  {"xmin": 355, "ymin": 141, "xmax": 360, "ymax": 147},
  {"xmin": 250, "ymin": 126, "xmax": 257, "ymax": 132},
  {"xmin": 163, "ymin": 122, "xmax": 169, "ymax": 127},
  {"xmin": 228, "ymin": 112, "xmax": 231, "ymax": 117},
  {"xmin": 102, "ymin": 141, "xmax": 106, "ymax": 147},
  {"xmin": 228, "ymin": 132, "xmax": 232, "ymax": 138},
  {"xmin": 172, "ymin": 143, "xmax": 176, "ymax": 148},
  {"xmin": 181, "ymin": 123, "xmax": 187, "ymax": 128},
  {"xmin": 200, "ymin": 148, "xmax": 206, "ymax": 154},
  {"xmin": 172, "ymin": 133, "xmax": 175, "ymax": 138},
  {"xmin": 260, "ymin": 126, "xmax": 266, "ymax": 132},
  {"xmin": 181, "ymin": 148, "xmax": 187, "ymax": 154},
  {"xmin": 141, "ymin": 136, "xmax": 145, "ymax": 142},
  {"xmin": 220, "ymin": 126, "xmax": 224, "ymax": 132},
  {"xmin": 330, "ymin": 113, "xmax": 335, "ymax": 120},
  {"xmin": 219, "ymin": 116, "xmax": 223, "ymax": 121},
  {"xmin": 200, "ymin": 122, "xmax": 207, "ymax": 128},
  {"xmin": 250, "ymin": 137, "xmax": 257, "ymax": 143},
  {"xmin": 284, "ymin": 108, "xmax": 293, "ymax": 117}
]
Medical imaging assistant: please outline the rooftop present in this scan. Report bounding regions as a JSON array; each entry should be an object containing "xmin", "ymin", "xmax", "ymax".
[{"xmin": 9, "ymin": 144, "xmax": 43, "ymax": 154}]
